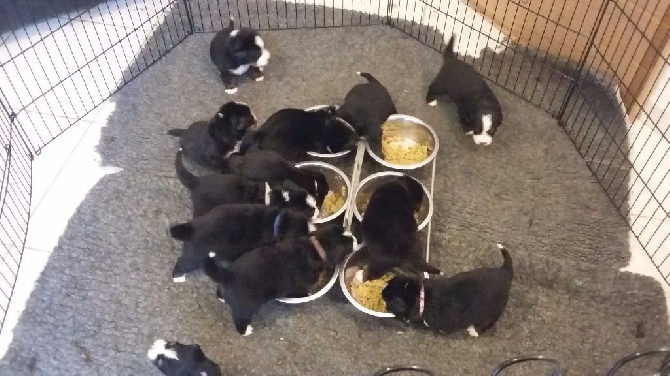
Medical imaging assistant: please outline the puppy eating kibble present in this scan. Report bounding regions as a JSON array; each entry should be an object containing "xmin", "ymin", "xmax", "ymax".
[
  {"xmin": 166, "ymin": 101, "xmax": 256, "ymax": 170},
  {"xmin": 203, "ymin": 223, "xmax": 355, "ymax": 336},
  {"xmin": 426, "ymin": 34, "xmax": 503, "ymax": 146},
  {"xmin": 223, "ymin": 150, "xmax": 330, "ymax": 207},
  {"xmin": 336, "ymin": 72, "xmax": 397, "ymax": 150},
  {"xmin": 175, "ymin": 150, "xmax": 318, "ymax": 218},
  {"xmin": 169, "ymin": 204, "xmax": 313, "ymax": 282},
  {"xmin": 240, "ymin": 107, "xmax": 358, "ymax": 161},
  {"xmin": 210, "ymin": 19, "xmax": 270, "ymax": 94},
  {"xmin": 382, "ymin": 243, "xmax": 513, "ymax": 336},
  {"xmin": 148, "ymin": 339, "xmax": 222, "ymax": 376},
  {"xmin": 359, "ymin": 175, "xmax": 441, "ymax": 281}
]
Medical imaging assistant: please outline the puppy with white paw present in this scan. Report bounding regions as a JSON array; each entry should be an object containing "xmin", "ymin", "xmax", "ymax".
[
  {"xmin": 148, "ymin": 339, "xmax": 222, "ymax": 376},
  {"xmin": 203, "ymin": 223, "xmax": 355, "ymax": 336},
  {"xmin": 167, "ymin": 101, "xmax": 256, "ymax": 170},
  {"xmin": 426, "ymin": 34, "xmax": 503, "ymax": 146},
  {"xmin": 210, "ymin": 19, "xmax": 270, "ymax": 94},
  {"xmin": 174, "ymin": 150, "xmax": 318, "ymax": 218},
  {"xmin": 336, "ymin": 72, "xmax": 397, "ymax": 150},
  {"xmin": 381, "ymin": 243, "xmax": 513, "ymax": 336}
]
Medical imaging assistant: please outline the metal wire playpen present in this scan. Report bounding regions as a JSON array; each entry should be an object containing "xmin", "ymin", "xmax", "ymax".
[{"xmin": 0, "ymin": 0, "xmax": 668, "ymax": 366}]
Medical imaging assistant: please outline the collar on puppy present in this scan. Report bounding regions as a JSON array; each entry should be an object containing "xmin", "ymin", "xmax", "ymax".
[
  {"xmin": 309, "ymin": 236, "xmax": 327, "ymax": 261},
  {"xmin": 264, "ymin": 183, "xmax": 271, "ymax": 205},
  {"xmin": 419, "ymin": 282, "xmax": 425, "ymax": 317},
  {"xmin": 273, "ymin": 213, "xmax": 282, "ymax": 237}
]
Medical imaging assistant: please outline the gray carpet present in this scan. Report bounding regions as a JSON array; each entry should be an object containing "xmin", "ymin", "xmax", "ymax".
[{"xmin": 0, "ymin": 25, "xmax": 668, "ymax": 375}]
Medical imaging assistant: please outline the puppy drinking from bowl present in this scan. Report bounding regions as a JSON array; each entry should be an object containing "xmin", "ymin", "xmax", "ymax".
[
  {"xmin": 204, "ymin": 223, "xmax": 355, "ymax": 336},
  {"xmin": 169, "ymin": 204, "xmax": 313, "ymax": 282},
  {"xmin": 166, "ymin": 101, "xmax": 256, "ymax": 170},
  {"xmin": 336, "ymin": 72, "xmax": 397, "ymax": 149},
  {"xmin": 425, "ymin": 34, "xmax": 503, "ymax": 146},
  {"xmin": 210, "ymin": 19, "xmax": 270, "ymax": 94},
  {"xmin": 381, "ymin": 243, "xmax": 514, "ymax": 337},
  {"xmin": 358, "ymin": 175, "xmax": 441, "ymax": 281},
  {"xmin": 175, "ymin": 150, "xmax": 318, "ymax": 218},
  {"xmin": 223, "ymin": 150, "xmax": 330, "ymax": 207},
  {"xmin": 239, "ymin": 107, "xmax": 358, "ymax": 161},
  {"xmin": 148, "ymin": 339, "xmax": 222, "ymax": 376}
]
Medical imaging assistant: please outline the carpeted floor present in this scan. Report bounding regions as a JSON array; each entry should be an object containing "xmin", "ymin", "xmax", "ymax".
[{"xmin": 0, "ymin": 25, "xmax": 668, "ymax": 375}]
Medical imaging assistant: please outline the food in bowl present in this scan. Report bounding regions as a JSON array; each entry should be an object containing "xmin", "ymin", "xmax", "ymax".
[
  {"xmin": 381, "ymin": 133, "xmax": 432, "ymax": 165},
  {"xmin": 320, "ymin": 186, "xmax": 346, "ymax": 219},
  {"xmin": 350, "ymin": 272, "xmax": 395, "ymax": 312}
]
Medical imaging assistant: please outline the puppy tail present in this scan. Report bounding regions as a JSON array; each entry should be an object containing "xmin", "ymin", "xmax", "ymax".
[
  {"xmin": 174, "ymin": 150, "xmax": 199, "ymax": 189},
  {"xmin": 497, "ymin": 243, "xmax": 514, "ymax": 278},
  {"xmin": 357, "ymin": 71, "xmax": 380, "ymax": 84},
  {"xmin": 203, "ymin": 256, "xmax": 234, "ymax": 284},
  {"xmin": 443, "ymin": 34, "xmax": 457, "ymax": 60},
  {"xmin": 166, "ymin": 128, "xmax": 185, "ymax": 137},
  {"xmin": 228, "ymin": 17, "xmax": 235, "ymax": 30},
  {"xmin": 170, "ymin": 223, "xmax": 195, "ymax": 241}
]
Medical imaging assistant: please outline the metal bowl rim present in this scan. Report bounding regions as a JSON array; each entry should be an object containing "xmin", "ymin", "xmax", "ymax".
[
  {"xmin": 352, "ymin": 171, "xmax": 433, "ymax": 231},
  {"xmin": 365, "ymin": 114, "xmax": 440, "ymax": 170},
  {"xmin": 295, "ymin": 161, "xmax": 352, "ymax": 224},
  {"xmin": 277, "ymin": 264, "xmax": 341, "ymax": 304},
  {"xmin": 338, "ymin": 249, "xmax": 396, "ymax": 318},
  {"xmin": 304, "ymin": 104, "xmax": 352, "ymax": 158}
]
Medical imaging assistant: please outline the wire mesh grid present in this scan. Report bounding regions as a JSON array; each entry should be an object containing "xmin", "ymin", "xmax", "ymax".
[{"xmin": 0, "ymin": 0, "xmax": 668, "ymax": 341}]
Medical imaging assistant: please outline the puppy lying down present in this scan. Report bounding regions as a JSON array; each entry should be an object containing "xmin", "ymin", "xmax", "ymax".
[
  {"xmin": 204, "ymin": 223, "xmax": 355, "ymax": 336},
  {"xmin": 169, "ymin": 204, "xmax": 313, "ymax": 282},
  {"xmin": 174, "ymin": 150, "xmax": 317, "ymax": 218},
  {"xmin": 382, "ymin": 243, "xmax": 513, "ymax": 337},
  {"xmin": 148, "ymin": 339, "xmax": 222, "ymax": 376}
]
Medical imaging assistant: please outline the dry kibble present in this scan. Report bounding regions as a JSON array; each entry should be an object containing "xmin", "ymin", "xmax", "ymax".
[
  {"xmin": 350, "ymin": 272, "xmax": 395, "ymax": 312},
  {"xmin": 381, "ymin": 135, "xmax": 430, "ymax": 165},
  {"xmin": 320, "ymin": 186, "xmax": 346, "ymax": 218}
]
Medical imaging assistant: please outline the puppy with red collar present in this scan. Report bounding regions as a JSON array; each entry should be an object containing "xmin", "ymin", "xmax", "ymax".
[
  {"xmin": 381, "ymin": 243, "xmax": 513, "ymax": 337},
  {"xmin": 203, "ymin": 223, "xmax": 355, "ymax": 336}
]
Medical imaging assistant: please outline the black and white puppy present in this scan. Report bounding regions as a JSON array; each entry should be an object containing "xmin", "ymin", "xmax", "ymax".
[
  {"xmin": 224, "ymin": 150, "xmax": 330, "ymax": 207},
  {"xmin": 240, "ymin": 107, "xmax": 358, "ymax": 161},
  {"xmin": 336, "ymin": 72, "xmax": 397, "ymax": 149},
  {"xmin": 426, "ymin": 34, "xmax": 503, "ymax": 146},
  {"xmin": 166, "ymin": 101, "xmax": 256, "ymax": 170},
  {"xmin": 148, "ymin": 339, "xmax": 222, "ymax": 376},
  {"xmin": 210, "ymin": 19, "xmax": 270, "ymax": 94},
  {"xmin": 169, "ymin": 204, "xmax": 313, "ymax": 282},
  {"xmin": 175, "ymin": 150, "xmax": 318, "ymax": 218},
  {"xmin": 203, "ymin": 223, "xmax": 355, "ymax": 336},
  {"xmin": 359, "ymin": 175, "xmax": 441, "ymax": 281},
  {"xmin": 382, "ymin": 243, "xmax": 513, "ymax": 337}
]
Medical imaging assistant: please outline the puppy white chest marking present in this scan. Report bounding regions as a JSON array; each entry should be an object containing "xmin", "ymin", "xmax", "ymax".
[
  {"xmin": 282, "ymin": 190, "xmax": 290, "ymax": 202},
  {"xmin": 308, "ymin": 221, "xmax": 316, "ymax": 232},
  {"xmin": 243, "ymin": 325, "xmax": 254, "ymax": 336},
  {"xmin": 472, "ymin": 114, "xmax": 493, "ymax": 145},
  {"xmin": 230, "ymin": 64, "xmax": 250, "ymax": 75},
  {"xmin": 428, "ymin": 100, "xmax": 437, "ymax": 106},
  {"xmin": 225, "ymin": 141, "xmax": 241, "ymax": 158},
  {"xmin": 467, "ymin": 325, "xmax": 479, "ymax": 337},
  {"xmin": 148, "ymin": 340, "xmax": 179, "ymax": 360},
  {"xmin": 230, "ymin": 30, "xmax": 239, "ymax": 37},
  {"xmin": 423, "ymin": 320, "xmax": 430, "ymax": 327},
  {"xmin": 264, "ymin": 183, "xmax": 271, "ymax": 205}
]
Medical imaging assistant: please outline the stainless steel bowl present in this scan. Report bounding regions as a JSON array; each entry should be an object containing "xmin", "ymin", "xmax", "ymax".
[
  {"xmin": 295, "ymin": 161, "xmax": 352, "ymax": 224},
  {"xmin": 352, "ymin": 171, "xmax": 433, "ymax": 231},
  {"xmin": 304, "ymin": 104, "xmax": 353, "ymax": 160},
  {"xmin": 338, "ymin": 247, "xmax": 395, "ymax": 318},
  {"xmin": 366, "ymin": 114, "xmax": 439, "ymax": 170},
  {"xmin": 277, "ymin": 265, "xmax": 340, "ymax": 304}
]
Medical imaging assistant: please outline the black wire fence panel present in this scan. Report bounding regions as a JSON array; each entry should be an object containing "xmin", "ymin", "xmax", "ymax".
[
  {"xmin": 0, "ymin": 0, "xmax": 191, "ymax": 154},
  {"xmin": 0, "ymin": 95, "xmax": 32, "ymax": 335}
]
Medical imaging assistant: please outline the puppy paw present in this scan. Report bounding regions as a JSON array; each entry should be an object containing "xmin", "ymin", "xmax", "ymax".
[
  {"xmin": 258, "ymin": 66, "xmax": 264, "ymax": 72},
  {"xmin": 218, "ymin": 297, "xmax": 226, "ymax": 303},
  {"xmin": 354, "ymin": 269, "xmax": 364, "ymax": 282},
  {"xmin": 208, "ymin": 252, "xmax": 217, "ymax": 258},
  {"xmin": 255, "ymin": 75, "xmax": 264, "ymax": 82},
  {"xmin": 173, "ymin": 275, "xmax": 186, "ymax": 283},
  {"xmin": 466, "ymin": 325, "xmax": 479, "ymax": 337},
  {"xmin": 465, "ymin": 131, "xmax": 474, "ymax": 135},
  {"xmin": 225, "ymin": 87, "xmax": 238, "ymax": 95},
  {"xmin": 243, "ymin": 325, "xmax": 254, "ymax": 336},
  {"xmin": 428, "ymin": 100, "xmax": 437, "ymax": 106}
]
